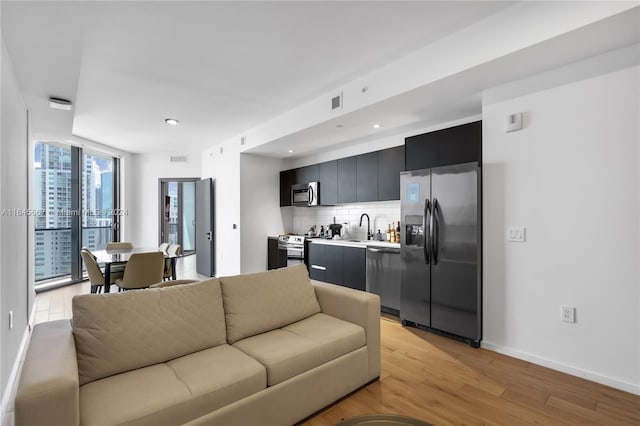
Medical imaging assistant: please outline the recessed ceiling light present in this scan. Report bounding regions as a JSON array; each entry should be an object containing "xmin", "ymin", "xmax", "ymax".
[
  {"xmin": 288, "ymin": 150, "xmax": 294, "ymax": 153},
  {"xmin": 165, "ymin": 118, "xmax": 179, "ymax": 126},
  {"xmin": 373, "ymin": 123, "xmax": 381, "ymax": 129},
  {"xmin": 49, "ymin": 97, "xmax": 72, "ymax": 111}
]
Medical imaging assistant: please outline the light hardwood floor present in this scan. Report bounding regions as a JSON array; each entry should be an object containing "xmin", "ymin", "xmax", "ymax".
[
  {"xmin": 28, "ymin": 267, "xmax": 640, "ymax": 426},
  {"xmin": 304, "ymin": 316, "xmax": 640, "ymax": 425}
]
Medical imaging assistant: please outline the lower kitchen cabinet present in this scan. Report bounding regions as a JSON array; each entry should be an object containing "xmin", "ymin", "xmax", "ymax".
[
  {"xmin": 307, "ymin": 243, "xmax": 365, "ymax": 291},
  {"xmin": 308, "ymin": 242, "xmax": 326, "ymax": 281},
  {"xmin": 267, "ymin": 237, "xmax": 287, "ymax": 270},
  {"xmin": 325, "ymin": 244, "xmax": 343, "ymax": 285},
  {"xmin": 343, "ymin": 246, "xmax": 366, "ymax": 291}
]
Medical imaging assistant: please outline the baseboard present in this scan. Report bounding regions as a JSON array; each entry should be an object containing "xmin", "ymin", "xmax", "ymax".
[
  {"xmin": 0, "ymin": 305, "xmax": 36, "ymax": 424},
  {"xmin": 481, "ymin": 340, "xmax": 640, "ymax": 396}
]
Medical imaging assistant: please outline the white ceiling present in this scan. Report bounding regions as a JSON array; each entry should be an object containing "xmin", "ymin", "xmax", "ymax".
[
  {"xmin": 1, "ymin": 1, "xmax": 512, "ymax": 154},
  {"xmin": 247, "ymin": 5, "xmax": 640, "ymax": 159}
]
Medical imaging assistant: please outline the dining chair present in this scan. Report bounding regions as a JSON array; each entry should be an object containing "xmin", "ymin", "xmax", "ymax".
[
  {"xmin": 158, "ymin": 242, "xmax": 169, "ymax": 252},
  {"xmin": 167, "ymin": 244, "xmax": 182, "ymax": 255},
  {"xmin": 81, "ymin": 249, "xmax": 124, "ymax": 293},
  {"xmin": 106, "ymin": 241, "xmax": 134, "ymax": 250},
  {"xmin": 116, "ymin": 252, "xmax": 164, "ymax": 291}
]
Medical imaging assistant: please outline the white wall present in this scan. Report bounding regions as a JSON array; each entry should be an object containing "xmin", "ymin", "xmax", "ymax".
[
  {"xmin": 128, "ymin": 152, "xmax": 201, "ymax": 247},
  {"xmin": 239, "ymin": 154, "xmax": 286, "ymax": 273},
  {"xmin": 482, "ymin": 66, "xmax": 640, "ymax": 393},
  {"xmin": 0, "ymin": 37, "xmax": 30, "ymax": 407},
  {"xmin": 201, "ymin": 140, "xmax": 241, "ymax": 277}
]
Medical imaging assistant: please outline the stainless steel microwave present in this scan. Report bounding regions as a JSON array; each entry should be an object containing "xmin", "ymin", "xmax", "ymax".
[{"xmin": 291, "ymin": 182, "xmax": 319, "ymax": 207}]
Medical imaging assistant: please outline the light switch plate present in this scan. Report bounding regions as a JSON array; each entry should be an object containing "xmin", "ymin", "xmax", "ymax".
[
  {"xmin": 506, "ymin": 112, "xmax": 523, "ymax": 132},
  {"xmin": 507, "ymin": 227, "xmax": 526, "ymax": 242},
  {"xmin": 561, "ymin": 305, "xmax": 576, "ymax": 323}
]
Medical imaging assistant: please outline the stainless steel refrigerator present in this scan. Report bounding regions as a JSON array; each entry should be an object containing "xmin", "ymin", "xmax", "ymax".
[{"xmin": 400, "ymin": 162, "xmax": 481, "ymax": 347}]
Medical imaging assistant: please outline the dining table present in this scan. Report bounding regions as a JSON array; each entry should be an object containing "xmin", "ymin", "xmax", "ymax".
[{"xmin": 92, "ymin": 247, "xmax": 180, "ymax": 293}]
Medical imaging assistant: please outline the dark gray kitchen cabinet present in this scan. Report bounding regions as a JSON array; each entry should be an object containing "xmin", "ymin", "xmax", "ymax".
[
  {"xmin": 324, "ymin": 244, "xmax": 343, "ymax": 285},
  {"xmin": 437, "ymin": 121, "xmax": 482, "ymax": 166},
  {"xmin": 318, "ymin": 160, "xmax": 338, "ymax": 205},
  {"xmin": 295, "ymin": 164, "xmax": 318, "ymax": 185},
  {"xmin": 307, "ymin": 243, "xmax": 365, "ymax": 291},
  {"xmin": 267, "ymin": 237, "xmax": 287, "ymax": 270},
  {"xmin": 405, "ymin": 121, "xmax": 481, "ymax": 171},
  {"xmin": 343, "ymin": 246, "xmax": 366, "ymax": 291},
  {"xmin": 356, "ymin": 152, "xmax": 378, "ymax": 202},
  {"xmin": 307, "ymin": 243, "xmax": 326, "ymax": 281},
  {"xmin": 377, "ymin": 145, "xmax": 404, "ymax": 201},
  {"xmin": 405, "ymin": 131, "xmax": 438, "ymax": 171},
  {"xmin": 279, "ymin": 169, "xmax": 296, "ymax": 207},
  {"xmin": 337, "ymin": 157, "xmax": 357, "ymax": 204}
]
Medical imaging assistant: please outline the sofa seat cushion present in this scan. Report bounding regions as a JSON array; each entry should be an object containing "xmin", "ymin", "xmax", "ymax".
[
  {"xmin": 233, "ymin": 313, "xmax": 365, "ymax": 386},
  {"xmin": 220, "ymin": 264, "xmax": 321, "ymax": 344},
  {"xmin": 80, "ymin": 345, "xmax": 265, "ymax": 426}
]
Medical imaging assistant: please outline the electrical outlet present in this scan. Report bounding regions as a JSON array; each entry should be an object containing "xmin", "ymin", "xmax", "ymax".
[
  {"xmin": 9, "ymin": 310, "xmax": 13, "ymax": 329},
  {"xmin": 507, "ymin": 227, "xmax": 526, "ymax": 242},
  {"xmin": 561, "ymin": 305, "xmax": 576, "ymax": 323}
]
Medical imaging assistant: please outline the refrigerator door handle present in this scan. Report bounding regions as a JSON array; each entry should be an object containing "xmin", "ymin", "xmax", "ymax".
[
  {"xmin": 432, "ymin": 198, "xmax": 439, "ymax": 265},
  {"xmin": 424, "ymin": 199, "xmax": 430, "ymax": 264}
]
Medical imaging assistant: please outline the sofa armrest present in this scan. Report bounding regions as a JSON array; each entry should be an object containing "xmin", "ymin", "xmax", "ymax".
[
  {"xmin": 311, "ymin": 280, "xmax": 380, "ymax": 380},
  {"xmin": 15, "ymin": 320, "xmax": 80, "ymax": 426}
]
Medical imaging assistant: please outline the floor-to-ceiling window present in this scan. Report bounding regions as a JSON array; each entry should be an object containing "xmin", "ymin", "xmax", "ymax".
[
  {"xmin": 34, "ymin": 142, "xmax": 119, "ymax": 290},
  {"xmin": 34, "ymin": 142, "xmax": 72, "ymax": 281},
  {"xmin": 82, "ymin": 151, "xmax": 114, "ymax": 251}
]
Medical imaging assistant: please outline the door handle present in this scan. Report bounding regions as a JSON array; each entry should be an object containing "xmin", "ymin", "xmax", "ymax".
[
  {"xmin": 368, "ymin": 248, "xmax": 400, "ymax": 254},
  {"xmin": 432, "ymin": 198, "xmax": 439, "ymax": 265},
  {"xmin": 424, "ymin": 199, "xmax": 430, "ymax": 264},
  {"xmin": 310, "ymin": 265, "xmax": 326, "ymax": 271},
  {"xmin": 308, "ymin": 186, "xmax": 314, "ymax": 206},
  {"xmin": 205, "ymin": 231, "xmax": 212, "ymax": 240}
]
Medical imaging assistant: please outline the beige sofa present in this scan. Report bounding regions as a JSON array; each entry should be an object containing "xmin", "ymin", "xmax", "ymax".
[{"xmin": 15, "ymin": 264, "xmax": 380, "ymax": 426}]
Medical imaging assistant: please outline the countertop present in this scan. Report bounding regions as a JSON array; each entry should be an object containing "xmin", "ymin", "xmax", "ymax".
[{"xmin": 308, "ymin": 238, "xmax": 400, "ymax": 250}]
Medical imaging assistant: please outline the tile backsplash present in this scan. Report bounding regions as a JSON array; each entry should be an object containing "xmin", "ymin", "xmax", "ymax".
[{"xmin": 290, "ymin": 201, "xmax": 400, "ymax": 240}]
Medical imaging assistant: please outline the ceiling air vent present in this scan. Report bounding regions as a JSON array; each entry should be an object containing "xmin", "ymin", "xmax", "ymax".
[
  {"xmin": 170, "ymin": 156, "xmax": 187, "ymax": 163},
  {"xmin": 331, "ymin": 93, "xmax": 342, "ymax": 110}
]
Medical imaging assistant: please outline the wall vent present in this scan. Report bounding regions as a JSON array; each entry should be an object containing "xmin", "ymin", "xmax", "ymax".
[
  {"xmin": 170, "ymin": 155, "xmax": 187, "ymax": 163},
  {"xmin": 331, "ymin": 93, "xmax": 343, "ymax": 110}
]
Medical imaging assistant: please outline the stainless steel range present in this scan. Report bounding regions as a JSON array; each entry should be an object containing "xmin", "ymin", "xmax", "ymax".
[{"xmin": 277, "ymin": 235, "xmax": 306, "ymax": 266}]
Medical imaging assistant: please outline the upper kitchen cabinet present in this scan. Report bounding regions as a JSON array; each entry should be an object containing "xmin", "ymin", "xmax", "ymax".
[
  {"xmin": 280, "ymin": 143, "xmax": 407, "ymax": 207},
  {"xmin": 318, "ymin": 160, "xmax": 338, "ymax": 205},
  {"xmin": 356, "ymin": 152, "xmax": 378, "ymax": 202},
  {"xmin": 437, "ymin": 121, "xmax": 482, "ymax": 166},
  {"xmin": 377, "ymin": 145, "xmax": 404, "ymax": 201},
  {"xmin": 279, "ymin": 169, "xmax": 296, "ymax": 207},
  {"xmin": 295, "ymin": 164, "xmax": 319, "ymax": 184},
  {"xmin": 405, "ymin": 130, "xmax": 438, "ymax": 171},
  {"xmin": 337, "ymin": 157, "xmax": 357, "ymax": 204},
  {"xmin": 405, "ymin": 121, "xmax": 481, "ymax": 171}
]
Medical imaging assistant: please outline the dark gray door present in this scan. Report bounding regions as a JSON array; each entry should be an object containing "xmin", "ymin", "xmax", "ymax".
[
  {"xmin": 195, "ymin": 178, "xmax": 214, "ymax": 277},
  {"xmin": 400, "ymin": 169, "xmax": 431, "ymax": 327},
  {"xmin": 430, "ymin": 162, "xmax": 480, "ymax": 341}
]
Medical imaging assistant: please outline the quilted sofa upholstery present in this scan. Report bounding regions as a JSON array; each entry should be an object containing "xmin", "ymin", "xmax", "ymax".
[{"xmin": 14, "ymin": 264, "xmax": 380, "ymax": 426}]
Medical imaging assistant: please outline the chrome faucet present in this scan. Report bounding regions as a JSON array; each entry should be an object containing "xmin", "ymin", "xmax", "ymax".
[{"xmin": 359, "ymin": 213, "xmax": 372, "ymax": 240}]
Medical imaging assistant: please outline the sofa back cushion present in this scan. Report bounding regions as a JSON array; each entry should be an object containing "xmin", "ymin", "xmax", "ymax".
[
  {"xmin": 72, "ymin": 278, "xmax": 226, "ymax": 386},
  {"xmin": 220, "ymin": 264, "xmax": 321, "ymax": 344}
]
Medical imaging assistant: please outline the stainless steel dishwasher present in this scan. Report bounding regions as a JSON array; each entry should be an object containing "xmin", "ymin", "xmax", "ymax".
[{"xmin": 366, "ymin": 246, "xmax": 401, "ymax": 315}]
